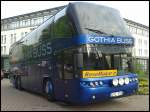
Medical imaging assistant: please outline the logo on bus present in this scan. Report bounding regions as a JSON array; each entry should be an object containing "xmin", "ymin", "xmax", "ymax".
[
  {"xmin": 87, "ymin": 36, "xmax": 133, "ymax": 45},
  {"xmin": 24, "ymin": 42, "xmax": 52, "ymax": 59},
  {"xmin": 82, "ymin": 70, "xmax": 117, "ymax": 78}
]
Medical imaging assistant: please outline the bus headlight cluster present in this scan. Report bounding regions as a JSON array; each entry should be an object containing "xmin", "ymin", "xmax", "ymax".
[
  {"xmin": 129, "ymin": 77, "xmax": 138, "ymax": 82},
  {"xmin": 89, "ymin": 81, "xmax": 103, "ymax": 87},
  {"xmin": 81, "ymin": 81, "xmax": 104, "ymax": 87},
  {"xmin": 112, "ymin": 77, "xmax": 138, "ymax": 86},
  {"xmin": 112, "ymin": 78, "xmax": 124, "ymax": 86},
  {"xmin": 112, "ymin": 79, "xmax": 119, "ymax": 86},
  {"xmin": 118, "ymin": 78, "xmax": 124, "ymax": 85},
  {"xmin": 124, "ymin": 77, "xmax": 129, "ymax": 84}
]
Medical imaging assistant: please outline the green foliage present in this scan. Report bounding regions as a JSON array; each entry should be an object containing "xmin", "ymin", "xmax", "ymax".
[
  {"xmin": 139, "ymin": 78, "xmax": 149, "ymax": 87},
  {"xmin": 138, "ymin": 87, "xmax": 149, "ymax": 95},
  {"xmin": 137, "ymin": 77, "xmax": 149, "ymax": 95},
  {"xmin": 133, "ymin": 60, "xmax": 148, "ymax": 78},
  {"xmin": 134, "ymin": 60, "xmax": 149, "ymax": 95},
  {"xmin": 134, "ymin": 63, "xmax": 145, "ymax": 75}
]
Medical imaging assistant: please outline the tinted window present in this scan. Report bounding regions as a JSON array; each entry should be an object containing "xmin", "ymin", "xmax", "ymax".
[
  {"xmin": 54, "ymin": 8, "xmax": 76, "ymax": 38},
  {"xmin": 73, "ymin": 3, "xmax": 131, "ymax": 37},
  {"xmin": 10, "ymin": 44, "xmax": 24, "ymax": 64},
  {"xmin": 63, "ymin": 50, "xmax": 74, "ymax": 79},
  {"xmin": 37, "ymin": 16, "xmax": 54, "ymax": 42},
  {"xmin": 56, "ymin": 49, "xmax": 74, "ymax": 79}
]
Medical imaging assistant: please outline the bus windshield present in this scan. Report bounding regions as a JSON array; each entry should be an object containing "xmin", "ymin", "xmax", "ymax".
[
  {"xmin": 76, "ymin": 44, "xmax": 134, "ymax": 75},
  {"xmin": 76, "ymin": 4, "xmax": 131, "ymax": 37}
]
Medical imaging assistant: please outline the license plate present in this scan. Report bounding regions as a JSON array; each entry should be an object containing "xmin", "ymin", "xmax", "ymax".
[{"xmin": 110, "ymin": 91, "xmax": 124, "ymax": 97}]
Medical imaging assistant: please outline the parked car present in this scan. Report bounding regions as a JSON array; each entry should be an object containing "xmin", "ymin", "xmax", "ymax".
[{"xmin": 3, "ymin": 69, "xmax": 10, "ymax": 78}]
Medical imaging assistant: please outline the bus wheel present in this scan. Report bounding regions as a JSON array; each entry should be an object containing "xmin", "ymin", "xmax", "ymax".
[
  {"xmin": 13, "ymin": 76, "xmax": 18, "ymax": 89},
  {"xmin": 44, "ymin": 79, "xmax": 55, "ymax": 101},
  {"xmin": 17, "ymin": 76, "xmax": 22, "ymax": 90}
]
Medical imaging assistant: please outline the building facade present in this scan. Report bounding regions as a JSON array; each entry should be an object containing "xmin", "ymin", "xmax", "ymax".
[
  {"xmin": 1, "ymin": 5, "xmax": 149, "ymax": 72},
  {"xmin": 125, "ymin": 19, "xmax": 149, "ymax": 72}
]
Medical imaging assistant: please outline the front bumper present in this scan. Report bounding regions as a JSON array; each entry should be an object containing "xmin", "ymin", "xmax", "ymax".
[
  {"xmin": 72, "ymin": 74, "xmax": 139, "ymax": 104},
  {"xmin": 77, "ymin": 81, "xmax": 138, "ymax": 104}
]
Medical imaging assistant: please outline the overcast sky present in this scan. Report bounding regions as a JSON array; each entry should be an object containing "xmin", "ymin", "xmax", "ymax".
[{"xmin": 1, "ymin": 1, "xmax": 149, "ymax": 26}]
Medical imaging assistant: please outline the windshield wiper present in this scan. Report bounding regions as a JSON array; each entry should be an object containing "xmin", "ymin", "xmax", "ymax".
[{"xmin": 85, "ymin": 28, "xmax": 114, "ymax": 37}]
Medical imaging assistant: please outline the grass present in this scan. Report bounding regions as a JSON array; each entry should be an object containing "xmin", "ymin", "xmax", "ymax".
[{"xmin": 137, "ymin": 76, "xmax": 149, "ymax": 95}]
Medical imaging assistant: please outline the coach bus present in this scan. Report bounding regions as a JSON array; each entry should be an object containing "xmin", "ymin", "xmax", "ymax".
[{"xmin": 9, "ymin": 2, "xmax": 138, "ymax": 104}]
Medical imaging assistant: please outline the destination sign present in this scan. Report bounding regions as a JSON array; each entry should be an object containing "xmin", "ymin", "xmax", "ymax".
[
  {"xmin": 87, "ymin": 36, "xmax": 134, "ymax": 45},
  {"xmin": 76, "ymin": 34, "xmax": 134, "ymax": 45}
]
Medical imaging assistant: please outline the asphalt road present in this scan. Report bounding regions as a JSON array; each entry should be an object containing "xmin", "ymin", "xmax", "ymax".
[{"xmin": 1, "ymin": 79, "xmax": 149, "ymax": 111}]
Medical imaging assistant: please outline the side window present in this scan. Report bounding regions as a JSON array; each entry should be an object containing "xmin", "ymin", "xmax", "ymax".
[
  {"xmin": 63, "ymin": 50, "xmax": 74, "ymax": 79},
  {"xmin": 37, "ymin": 17, "xmax": 54, "ymax": 42},
  {"xmin": 56, "ymin": 50, "xmax": 74, "ymax": 79},
  {"xmin": 56, "ymin": 51, "xmax": 63, "ymax": 79},
  {"xmin": 53, "ymin": 9, "xmax": 76, "ymax": 38},
  {"xmin": 10, "ymin": 44, "xmax": 24, "ymax": 64}
]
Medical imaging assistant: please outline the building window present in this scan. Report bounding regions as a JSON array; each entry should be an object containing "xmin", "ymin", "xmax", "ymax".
[
  {"xmin": 32, "ymin": 18, "xmax": 38, "ymax": 25},
  {"xmin": 25, "ymin": 32, "xmax": 28, "ymax": 36},
  {"xmin": 2, "ymin": 25, "xmax": 4, "ymax": 30},
  {"xmin": 144, "ymin": 30, "xmax": 149, "ymax": 37},
  {"xmin": 44, "ymin": 16, "xmax": 49, "ymax": 21},
  {"xmin": 144, "ymin": 40, "xmax": 147, "ymax": 47},
  {"xmin": 130, "ymin": 26, "xmax": 137, "ymax": 34},
  {"xmin": 2, "ymin": 25, "xmax": 3, "ymax": 30},
  {"xmin": 14, "ymin": 22, "xmax": 17, "ymax": 28},
  {"xmin": 22, "ymin": 20, "xmax": 25, "ymax": 26},
  {"xmin": 4, "ymin": 46, "xmax": 6, "ymax": 54},
  {"xmin": 4, "ymin": 24, "xmax": 7, "ymax": 30},
  {"xmin": 7, "ymin": 24, "xmax": 11, "ymax": 29},
  {"xmin": 144, "ymin": 49, "xmax": 148, "ymax": 56},
  {"xmin": 37, "ymin": 17, "xmax": 43, "ymax": 24},
  {"xmin": 16, "ymin": 21, "xmax": 19, "ymax": 28},
  {"xmin": 138, "ymin": 39, "xmax": 142, "ymax": 46},
  {"xmin": 1, "ymin": 35, "xmax": 3, "ymax": 44},
  {"xmin": 126, "ymin": 25, "xmax": 130, "ymax": 29},
  {"xmin": 133, "ymin": 48, "xmax": 136, "ymax": 56},
  {"xmin": 24, "ymin": 20, "xmax": 28, "ymax": 26},
  {"xmin": 4, "ymin": 35, "xmax": 6, "ymax": 44},
  {"xmin": 28, "ymin": 19, "xmax": 31, "ymax": 26},
  {"xmin": 20, "ymin": 20, "xmax": 23, "ymax": 27},
  {"xmin": 1, "ymin": 46, "xmax": 3, "ymax": 54},
  {"xmin": 138, "ymin": 49, "xmax": 142, "ymax": 56},
  {"xmin": 11, "ymin": 34, "xmax": 13, "ymax": 44},
  {"xmin": 21, "ymin": 32, "xmax": 24, "ymax": 37},
  {"xmin": 137, "ymin": 28, "xmax": 142, "ymax": 35},
  {"xmin": 14, "ymin": 33, "xmax": 16, "ymax": 42},
  {"xmin": 1, "ymin": 46, "xmax": 6, "ymax": 55},
  {"xmin": 141, "ymin": 49, "xmax": 142, "ymax": 56},
  {"xmin": 11, "ymin": 22, "xmax": 16, "ymax": 29}
]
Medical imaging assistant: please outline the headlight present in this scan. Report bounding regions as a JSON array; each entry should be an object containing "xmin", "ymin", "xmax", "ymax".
[
  {"xmin": 124, "ymin": 77, "xmax": 129, "ymax": 84},
  {"xmin": 112, "ymin": 79, "xmax": 119, "ymax": 86},
  {"xmin": 132, "ymin": 78, "xmax": 135, "ymax": 81},
  {"xmin": 89, "ymin": 82, "xmax": 95, "ymax": 87},
  {"xmin": 119, "ymin": 78, "xmax": 124, "ymax": 85},
  {"xmin": 95, "ymin": 81, "xmax": 99, "ymax": 86},
  {"xmin": 130, "ymin": 78, "xmax": 132, "ymax": 82},
  {"xmin": 135, "ymin": 77, "xmax": 138, "ymax": 81},
  {"xmin": 99, "ymin": 81, "xmax": 103, "ymax": 85}
]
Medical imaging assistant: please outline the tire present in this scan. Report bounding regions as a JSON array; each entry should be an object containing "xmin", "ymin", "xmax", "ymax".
[
  {"xmin": 17, "ymin": 76, "xmax": 22, "ymax": 90},
  {"xmin": 44, "ymin": 79, "xmax": 55, "ymax": 101},
  {"xmin": 14, "ymin": 76, "xmax": 18, "ymax": 89}
]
